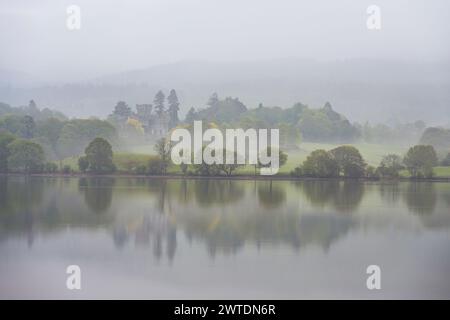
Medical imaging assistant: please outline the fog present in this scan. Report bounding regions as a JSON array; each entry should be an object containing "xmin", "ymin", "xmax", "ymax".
[
  {"xmin": 0, "ymin": 0, "xmax": 449, "ymax": 123},
  {"xmin": 1, "ymin": 0, "xmax": 449, "ymax": 81}
]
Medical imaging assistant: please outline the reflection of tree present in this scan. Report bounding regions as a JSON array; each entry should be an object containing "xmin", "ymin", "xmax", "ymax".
[
  {"xmin": 1, "ymin": 177, "xmax": 115, "ymax": 246},
  {"xmin": 178, "ymin": 207, "xmax": 354, "ymax": 257},
  {"xmin": 300, "ymin": 180, "xmax": 364, "ymax": 213},
  {"xmin": 403, "ymin": 182, "xmax": 436, "ymax": 215},
  {"xmin": 166, "ymin": 225, "xmax": 177, "ymax": 262},
  {"xmin": 179, "ymin": 179, "xmax": 189, "ymax": 203},
  {"xmin": 297, "ymin": 214, "xmax": 354, "ymax": 251},
  {"xmin": 5, "ymin": 176, "xmax": 449, "ymax": 263},
  {"xmin": 193, "ymin": 180, "xmax": 245, "ymax": 206},
  {"xmin": 257, "ymin": 181, "xmax": 286, "ymax": 209},
  {"xmin": 79, "ymin": 177, "xmax": 114, "ymax": 214},
  {"xmin": 157, "ymin": 180, "xmax": 167, "ymax": 213},
  {"xmin": 113, "ymin": 225, "xmax": 128, "ymax": 249},
  {"xmin": 140, "ymin": 178, "xmax": 169, "ymax": 213},
  {"xmin": 378, "ymin": 182, "xmax": 401, "ymax": 204},
  {"xmin": 112, "ymin": 213, "xmax": 178, "ymax": 262},
  {"xmin": 295, "ymin": 180, "xmax": 337, "ymax": 207},
  {"xmin": 0, "ymin": 177, "xmax": 7, "ymax": 210},
  {"xmin": 440, "ymin": 185, "xmax": 450, "ymax": 208},
  {"xmin": 0, "ymin": 177, "xmax": 46, "ymax": 246}
]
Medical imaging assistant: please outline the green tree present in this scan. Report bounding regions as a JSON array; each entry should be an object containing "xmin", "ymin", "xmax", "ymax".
[
  {"xmin": 28, "ymin": 99, "xmax": 37, "ymax": 111},
  {"xmin": 112, "ymin": 101, "xmax": 132, "ymax": 118},
  {"xmin": 298, "ymin": 109, "xmax": 333, "ymax": 141},
  {"xmin": 35, "ymin": 117, "xmax": 65, "ymax": 159},
  {"xmin": 195, "ymin": 96, "xmax": 247, "ymax": 123},
  {"xmin": 0, "ymin": 115, "xmax": 37, "ymax": 139},
  {"xmin": 56, "ymin": 119, "xmax": 117, "ymax": 158},
  {"xmin": 154, "ymin": 137, "xmax": 172, "ymax": 174},
  {"xmin": 302, "ymin": 150, "xmax": 339, "ymax": 178},
  {"xmin": 278, "ymin": 123, "xmax": 301, "ymax": 149},
  {"xmin": 185, "ymin": 107, "xmax": 196, "ymax": 123},
  {"xmin": 20, "ymin": 115, "xmax": 35, "ymax": 139},
  {"xmin": 442, "ymin": 152, "xmax": 450, "ymax": 166},
  {"xmin": 329, "ymin": 145, "xmax": 366, "ymax": 177},
  {"xmin": 291, "ymin": 166, "xmax": 303, "ymax": 177},
  {"xmin": 147, "ymin": 157, "xmax": 166, "ymax": 175},
  {"xmin": 257, "ymin": 147, "xmax": 288, "ymax": 174},
  {"xmin": 44, "ymin": 162, "xmax": 58, "ymax": 173},
  {"xmin": 180, "ymin": 162, "xmax": 188, "ymax": 175},
  {"xmin": 0, "ymin": 115, "xmax": 22, "ymax": 135},
  {"xmin": 192, "ymin": 146, "xmax": 220, "ymax": 176},
  {"xmin": 84, "ymin": 137, "xmax": 115, "ymax": 173},
  {"xmin": 0, "ymin": 132, "xmax": 16, "ymax": 172},
  {"xmin": 167, "ymin": 89, "xmax": 180, "ymax": 129},
  {"xmin": 377, "ymin": 154, "xmax": 404, "ymax": 178},
  {"xmin": 154, "ymin": 91, "xmax": 165, "ymax": 116},
  {"xmin": 216, "ymin": 149, "xmax": 243, "ymax": 176},
  {"xmin": 62, "ymin": 165, "xmax": 72, "ymax": 174},
  {"xmin": 365, "ymin": 165, "xmax": 379, "ymax": 178},
  {"xmin": 404, "ymin": 145, "xmax": 438, "ymax": 178},
  {"xmin": 78, "ymin": 156, "xmax": 89, "ymax": 173},
  {"xmin": 207, "ymin": 92, "xmax": 219, "ymax": 107},
  {"xmin": 419, "ymin": 127, "xmax": 450, "ymax": 152},
  {"xmin": 7, "ymin": 139, "xmax": 45, "ymax": 173}
]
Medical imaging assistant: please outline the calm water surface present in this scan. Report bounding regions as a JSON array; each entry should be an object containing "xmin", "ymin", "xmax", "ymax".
[{"xmin": 0, "ymin": 176, "xmax": 449, "ymax": 299}]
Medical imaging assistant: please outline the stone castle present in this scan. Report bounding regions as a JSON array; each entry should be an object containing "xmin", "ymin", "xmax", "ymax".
[{"xmin": 134, "ymin": 104, "xmax": 170, "ymax": 137}]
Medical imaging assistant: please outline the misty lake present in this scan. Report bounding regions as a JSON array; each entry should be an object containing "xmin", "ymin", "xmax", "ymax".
[{"xmin": 0, "ymin": 176, "xmax": 449, "ymax": 299}]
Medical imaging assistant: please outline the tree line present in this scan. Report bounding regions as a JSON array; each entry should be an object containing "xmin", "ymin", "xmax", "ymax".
[
  {"xmin": 291, "ymin": 144, "xmax": 443, "ymax": 179},
  {"xmin": 1, "ymin": 129, "xmax": 448, "ymax": 179},
  {"xmin": 1, "ymin": 96, "xmax": 449, "ymax": 177}
]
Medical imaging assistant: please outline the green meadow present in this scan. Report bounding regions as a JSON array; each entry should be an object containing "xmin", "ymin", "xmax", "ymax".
[{"xmin": 58, "ymin": 141, "xmax": 450, "ymax": 176}]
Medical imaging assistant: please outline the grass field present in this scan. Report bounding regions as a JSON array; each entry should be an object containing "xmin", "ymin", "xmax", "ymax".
[
  {"xmin": 60, "ymin": 153, "xmax": 154, "ymax": 172},
  {"xmin": 59, "ymin": 142, "xmax": 450, "ymax": 177},
  {"xmin": 60, "ymin": 142, "xmax": 404, "ymax": 173},
  {"xmin": 432, "ymin": 166, "xmax": 450, "ymax": 178}
]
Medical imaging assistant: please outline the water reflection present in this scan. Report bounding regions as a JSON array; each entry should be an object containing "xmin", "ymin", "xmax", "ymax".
[
  {"xmin": 0, "ymin": 177, "xmax": 449, "ymax": 259},
  {"xmin": 193, "ymin": 180, "xmax": 245, "ymax": 206},
  {"xmin": 297, "ymin": 180, "xmax": 364, "ymax": 213},
  {"xmin": 113, "ymin": 214, "xmax": 177, "ymax": 262},
  {"xmin": 79, "ymin": 177, "xmax": 114, "ymax": 214},
  {"xmin": 403, "ymin": 182, "xmax": 437, "ymax": 215},
  {"xmin": 257, "ymin": 181, "xmax": 286, "ymax": 208}
]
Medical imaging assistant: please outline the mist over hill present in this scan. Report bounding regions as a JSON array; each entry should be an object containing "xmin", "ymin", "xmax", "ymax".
[{"xmin": 0, "ymin": 59, "xmax": 449, "ymax": 125}]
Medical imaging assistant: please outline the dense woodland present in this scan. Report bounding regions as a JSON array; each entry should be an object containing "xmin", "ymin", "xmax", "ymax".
[{"xmin": 0, "ymin": 92, "xmax": 449, "ymax": 178}]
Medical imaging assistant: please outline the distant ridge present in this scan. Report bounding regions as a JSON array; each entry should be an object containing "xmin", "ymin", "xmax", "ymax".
[{"xmin": 1, "ymin": 59, "xmax": 449, "ymax": 125}]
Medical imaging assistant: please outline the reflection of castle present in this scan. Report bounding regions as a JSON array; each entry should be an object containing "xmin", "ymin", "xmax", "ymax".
[
  {"xmin": 135, "ymin": 104, "xmax": 170, "ymax": 137},
  {"xmin": 113, "ymin": 213, "xmax": 177, "ymax": 262}
]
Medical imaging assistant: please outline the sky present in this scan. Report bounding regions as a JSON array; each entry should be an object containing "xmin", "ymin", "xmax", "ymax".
[{"xmin": 1, "ymin": 0, "xmax": 449, "ymax": 82}]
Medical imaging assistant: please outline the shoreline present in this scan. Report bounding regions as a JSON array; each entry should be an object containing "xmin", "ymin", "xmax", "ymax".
[{"xmin": 1, "ymin": 172, "xmax": 450, "ymax": 182}]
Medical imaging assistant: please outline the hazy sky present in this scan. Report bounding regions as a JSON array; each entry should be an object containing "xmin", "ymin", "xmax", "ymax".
[{"xmin": 1, "ymin": 0, "xmax": 449, "ymax": 82}]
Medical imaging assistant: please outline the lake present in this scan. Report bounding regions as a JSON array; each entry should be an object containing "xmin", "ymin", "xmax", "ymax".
[{"xmin": 0, "ymin": 176, "xmax": 449, "ymax": 299}]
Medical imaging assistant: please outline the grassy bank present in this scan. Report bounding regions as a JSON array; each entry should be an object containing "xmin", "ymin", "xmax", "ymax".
[{"xmin": 58, "ymin": 142, "xmax": 450, "ymax": 178}]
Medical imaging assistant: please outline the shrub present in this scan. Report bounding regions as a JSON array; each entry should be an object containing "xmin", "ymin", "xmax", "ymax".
[
  {"xmin": 442, "ymin": 152, "xmax": 450, "ymax": 166},
  {"xmin": 180, "ymin": 163, "xmax": 188, "ymax": 175},
  {"xmin": 291, "ymin": 166, "xmax": 303, "ymax": 177},
  {"xmin": 78, "ymin": 156, "xmax": 89, "ymax": 172},
  {"xmin": 147, "ymin": 158, "xmax": 166, "ymax": 175},
  {"xmin": 44, "ymin": 162, "xmax": 58, "ymax": 173},
  {"xmin": 7, "ymin": 139, "xmax": 45, "ymax": 173},
  {"xmin": 135, "ymin": 165, "xmax": 147, "ymax": 175},
  {"xmin": 84, "ymin": 137, "xmax": 115, "ymax": 174},
  {"xmin": 329, "ymin": 145, "xmax": 366, "ymax": 177},
  {"xmin": 62, "ymin": 165, "xmax": 72, "ymax": 174},
  {"xmin": 404, "ymin": 145, "xmax": 438, "ymax": 178},
  {"xmin": 377, "ymin": 154, "xmax": 404, "ymax": 178},
  {"xmin": 365, "ymin": 166, "xmax": 379, "ymax": 179},
  {"xmin": 302, "ymin": 150, "xmax": 339, "ymax": 178}
]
